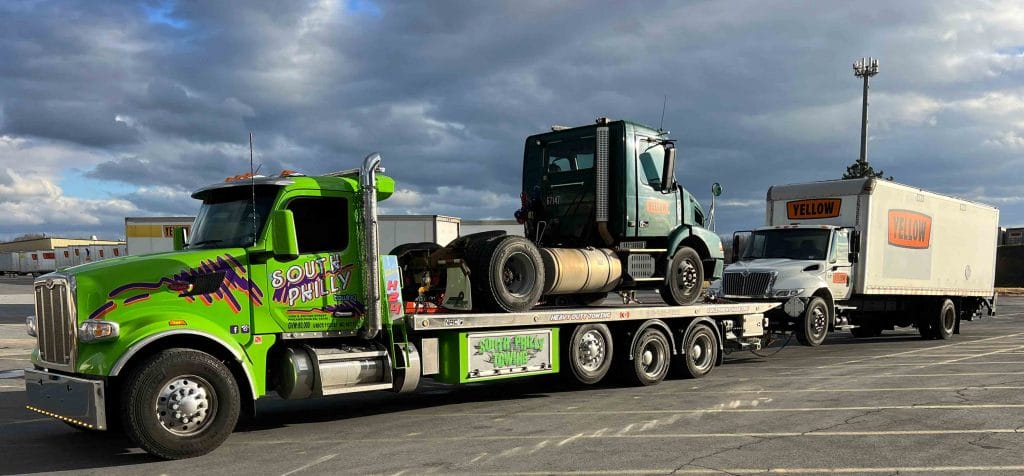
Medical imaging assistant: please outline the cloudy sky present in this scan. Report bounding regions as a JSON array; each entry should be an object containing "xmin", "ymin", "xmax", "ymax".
[{"xmin": 1, "ymin": 0, "xmax": 1022, "ymax": 241}]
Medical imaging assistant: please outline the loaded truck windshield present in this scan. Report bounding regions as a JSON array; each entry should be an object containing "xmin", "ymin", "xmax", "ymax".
[
  {"xmin": 188, "ymin": 185, "xmax": 279, "ymax": 249},
  {"xmin": 545, "ymin": 137, "xmax": 595, "ymax": 173},
  {"xmin": 742, "ymin": 228, "xmax": 830, "ymax": 261}
]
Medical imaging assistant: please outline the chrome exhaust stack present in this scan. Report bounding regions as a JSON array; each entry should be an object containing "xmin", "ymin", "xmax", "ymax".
[{"xmin": 360, "ymin": 152, "xmax": 383, "ymax": 340}]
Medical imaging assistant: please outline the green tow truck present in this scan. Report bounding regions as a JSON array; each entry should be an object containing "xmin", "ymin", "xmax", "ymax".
[{"xmin": 24, "ymin": 119, "xmax": 776, "ymax": 459}]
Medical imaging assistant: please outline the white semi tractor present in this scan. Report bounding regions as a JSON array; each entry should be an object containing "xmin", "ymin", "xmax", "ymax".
[{"xmin": 711, "ymin": 177, "xmax": 999, "ymax": 346}]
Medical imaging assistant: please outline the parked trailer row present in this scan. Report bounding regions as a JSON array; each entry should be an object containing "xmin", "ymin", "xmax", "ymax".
[
  {"xmin": 53, "ymin": 244, "xmax": 126, "ymax": 268},
  {"xmin": 0, "ymin": 251, "xmax": 56, "ymax": 275}
]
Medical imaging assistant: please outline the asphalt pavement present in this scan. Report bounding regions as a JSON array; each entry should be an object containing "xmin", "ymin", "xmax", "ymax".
[{"xmin": 1, "ymin": 276, "xmax": 1023, "ymax": 475}]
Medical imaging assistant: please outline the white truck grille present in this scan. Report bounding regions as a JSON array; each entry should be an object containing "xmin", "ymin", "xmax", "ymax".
[
  {"xmin": 34, "ymin": 278, "xmax": 76, "ymax": 369},
  {"xmin": 722, "ymin": 272, "xmax": 775, "ymax": 297}
]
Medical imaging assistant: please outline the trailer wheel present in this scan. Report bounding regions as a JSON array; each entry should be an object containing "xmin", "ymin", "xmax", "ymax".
[
  {"xmin": 626, "ymin": 328, "xmax": 672, "ymax": 386},
  {"xmin": 121, "ymin": 349, "xmax": 240, "ymax": 459},
  {"xmin": 932, "ymin": 299, "xmax": 956, "ymax": 340},
  {"xmin": 660, "ymin": 247, "xmax": 704, "ymax": 306},
  {"xmin": 677, "ymin": 323, "xmax": 718, "ymax": 379},
  {"xmin": 564, "ymin": 324, "xmax": 614, "ymax": 385},
  {"xmin": 796, "ymin": 297, "xmax": 829, "ymax": 347},
  {"xmin": 472, "ymin": 235, "xmax": 544, "ymax": 313}
]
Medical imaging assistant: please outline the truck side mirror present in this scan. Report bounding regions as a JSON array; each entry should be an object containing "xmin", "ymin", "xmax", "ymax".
[
  {"xmin": 172, "ymin": 227, "xmax": 189, "ymax": 251},
  {"xmin": 848, "ymin": 229, "xmax": 860, "ymax": 263},
  {"xmin": 660, "ymin": 143, "xmax": 677, "ymax": 193},
  {"xmin": 271, "ymin": 210, "xmax": 300, "ymax": 260},
  {"xmin": 731, "ymin": 239, "xmax": 740, "ymax": 263}
]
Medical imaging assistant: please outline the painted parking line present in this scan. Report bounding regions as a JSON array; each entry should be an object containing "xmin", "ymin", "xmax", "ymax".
[
  {"xmin": 415, "ymin": 403, "xmax": 1024, "ymax": 417},
  {"xmin": 433, "ymin": 466, "xmax": 1024, "ymax": 475},
  {"xmin": 819, "ymin": 333, "xmax": 1024, "ymax": 367},
  {"xmin": 0, "ymin": 369, "xmax": 25, "ymax": 379},
  {"xmin": 652, "ymin": 385, "xmax": 1024, "ymax": 395},
  {"xmin": 706, "ymin": 371, "xmax": 1024, "ymax": 380},
  {"xmin": 748, "ymin": 361, "xmax": 1024, "ymax": 369},
  {"xmin": 264, "ymin": 428, "xmax": 1024, "ymax": 446}
]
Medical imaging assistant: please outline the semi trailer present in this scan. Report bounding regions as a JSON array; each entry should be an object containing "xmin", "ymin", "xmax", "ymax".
[
  {"xmin": 23, "ymin": 119, "xmax": 751, "ymax": 459},
  {"xmin": 710, "ymin": 177, "xmax": 998, "ymax": 346}
]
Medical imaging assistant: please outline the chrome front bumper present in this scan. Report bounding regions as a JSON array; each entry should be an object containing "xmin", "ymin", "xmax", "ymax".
[{"xmin": 24, "ymin": 369, "xmax": 108, "ymax": 430}]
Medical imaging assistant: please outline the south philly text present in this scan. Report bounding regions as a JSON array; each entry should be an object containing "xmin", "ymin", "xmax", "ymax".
[{"xmin": 270, "ymin": 255, "xmax": 354, "ymax": 306}]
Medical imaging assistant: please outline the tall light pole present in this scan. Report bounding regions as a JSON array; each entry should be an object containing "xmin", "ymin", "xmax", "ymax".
[{"xmin": 853, "ymin": 57, "xmax": 879, "ymax": 167}]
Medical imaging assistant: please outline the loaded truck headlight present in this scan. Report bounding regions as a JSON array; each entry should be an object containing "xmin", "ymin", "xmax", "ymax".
[
  {"xmin": 773, "ymin": 288, "xmax": 804, "ymax": 298},
  {"xmin": 78, "ymin": 320, "xmax": 119, "ymax": 343},
  {"xmin": 26, "ymin": 315, "xmax": 36, "ymax": 337}
]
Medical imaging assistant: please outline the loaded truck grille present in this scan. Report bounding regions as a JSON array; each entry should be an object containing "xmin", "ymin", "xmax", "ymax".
[
  {"xmin": 34, "ymin": 279, "xmax": 76, "ymax": 368},
  {"xmin": 722, "ymin": 272, "xmax": 775, "ymax": 297}
]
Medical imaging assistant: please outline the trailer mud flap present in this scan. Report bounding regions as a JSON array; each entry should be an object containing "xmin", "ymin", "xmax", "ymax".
[{"xmin": 436, "ymin": 328, "xmax": 559, "ymax": 384}]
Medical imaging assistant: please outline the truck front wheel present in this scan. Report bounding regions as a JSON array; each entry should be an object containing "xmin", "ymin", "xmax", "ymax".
[
  {"xmin": 660, "ymin": 247, "xmax": 704, "ymax": 306},
  {"xmin": 121, "ymin": 349, "xmax": 241, "ymax": 459},
  {"xmin": 796, "ymin": 297, "xmax": 829, "ymax": 347}
]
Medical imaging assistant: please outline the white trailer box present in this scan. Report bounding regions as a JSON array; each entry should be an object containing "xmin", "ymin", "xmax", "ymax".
[
  {"xmin": 126, "ymin": 216, "xmax": 195, "ymax": 255},
  {"xmin": 379, "ymin": 215, "xmax": 461, "ymax": 254},
  {"xmin": 0, "ymin": 252, "xmax": 17, "ymax": 274},
  {"xmin": 460, "ymin": 219, "xmax": 524, "ymax": 237},
  {"xmin": 714, "ymin": 177, "xmax": 998, "ymax": 346}
]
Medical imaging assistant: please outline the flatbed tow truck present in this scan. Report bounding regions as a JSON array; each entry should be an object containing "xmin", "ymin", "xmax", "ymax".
[{"xmin": 23, "ymin": 120, "xmax": 777, "ymax": 459}]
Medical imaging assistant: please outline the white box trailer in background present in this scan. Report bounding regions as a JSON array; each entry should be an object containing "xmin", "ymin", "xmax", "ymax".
[
  {"xmin": 461, "ymin": 219, "xmax": 524, "ymax": 237},
  {"xmin": 0, "ymin": 251, "xmax": 55, "ymax": 275},
  {"xmin": 53, "ymin": 244, "xmax": 126, "ymax": 269},
  {"xmin": 378, "ymin": 215, "xmax": 461, "ymax": 254},
  {"xmin": 125, "ymin": 217, "xmax": 194, "ymax": 255},
  {"xmin": 713, "ymin": 177, "xmax": 998, "ymax": 346}
]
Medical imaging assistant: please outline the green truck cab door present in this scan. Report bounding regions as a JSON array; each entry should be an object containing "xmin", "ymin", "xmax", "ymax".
[
  {"xmin": 633, "ymin": 133, "xmax": 679, "ymax": 238},
  {"xmin": 540, "ymin": 132, "xmax": 597, "ymax": 243},
  {"xmin": 265, "ymin": 193, "xmax": 365, "ymax": 335}
]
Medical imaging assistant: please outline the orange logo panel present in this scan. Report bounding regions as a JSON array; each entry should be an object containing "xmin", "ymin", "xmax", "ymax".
[
  {"xmin": 787, "ymin": 199, "xmax": 841, "ymax": 219},
  {"xmin": 888, "ymin": 210, "xmax": 931, "ymax": 249},
  {"xmin": 832, "ymin": 272, "xmax": 848, "ymax": 284},
  {"xmin": 645, "ymin": 199, "xmax": 670, "ymax": 216}
]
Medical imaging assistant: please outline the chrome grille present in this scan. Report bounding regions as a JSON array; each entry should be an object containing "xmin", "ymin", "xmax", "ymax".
[
  {"xmin": 34, "ymin": 278, "xmax": 76, "ymax": 369},
  {"xmin": 722, "ymin": 272, "xmax": 775, "ymax": 297}
]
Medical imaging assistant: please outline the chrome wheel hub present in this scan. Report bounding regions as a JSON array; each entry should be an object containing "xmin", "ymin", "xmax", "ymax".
[
  {"xmin": 156, "ymin": 375, "xmax": 216, "ymax": 436},
  {"xmin": 577, "ymin": 331, "xmax": 606, "ymax": 371},
  {"xmin": 677, "ymin": 261, "xmax": 698, "ymax": 290}
]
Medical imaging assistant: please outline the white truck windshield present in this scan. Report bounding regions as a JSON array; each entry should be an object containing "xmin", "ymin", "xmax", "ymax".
[{"xmin": 742, "ymin": 229, "xmax": 831, "ymax": 261}]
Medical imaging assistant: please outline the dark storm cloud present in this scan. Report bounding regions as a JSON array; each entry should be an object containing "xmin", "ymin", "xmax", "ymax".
[{"xmin": 1, "ymin": 0, "xmax": 1023, "ymax": 240}]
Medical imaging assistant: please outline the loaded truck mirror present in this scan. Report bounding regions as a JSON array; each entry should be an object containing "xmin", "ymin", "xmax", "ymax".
[
  {"xmin": 661, "ymin": 143, "xmax": 677, "ymax": 193},
  {"xmin": 712, "ymin": 182, "xmax": 722, "ymax": 197},
  {"xmin": 172, "ymin": 227, "xmax": 189, "ymax": 251},
  {"xmin": 271, "ymin": 210, "xmax": 300, "ymax": 260},
  {"xmin": 848, "ymin": 252, "xmax": 857, "ymax": 263}
]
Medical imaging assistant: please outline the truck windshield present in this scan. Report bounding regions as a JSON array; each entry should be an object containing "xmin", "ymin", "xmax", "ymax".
[
  {"xmin": 742, "ymin": 229, "xmax": 831, "ymax": 261},
  {"xmin": 188, "ymin": 185, "xmax": 280, "ymax": 249}
]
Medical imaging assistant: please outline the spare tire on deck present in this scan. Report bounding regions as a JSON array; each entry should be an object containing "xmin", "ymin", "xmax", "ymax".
[{"xmin": 467, "ymin": 235, "xmax": 545, "ymax": 313}]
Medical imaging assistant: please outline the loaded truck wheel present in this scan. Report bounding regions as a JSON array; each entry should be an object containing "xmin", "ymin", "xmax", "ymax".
[
  {"xmin": 471, "ymin": 235, "xmax": 545, "ymax": 313},
  {"xmin": 121, "ymin": 349, "xmax": 240, "ymax": 460},
  {"xmin": 660, "ymin": 246, "xmax": 704, "ymax": 306},
  {"xmin": 677, "ymin": 323, "xmax": 718, "ymax": 379},
  {"xmin": 626, "ymin": 328, "xmax": 672, "ymax": 386},
  {"xmin": 796, "ymin": 297, "xmax": 829, "ymax": 347},
  {"xmin": 564, "ymin": 324, "xmax": 614, "ymax": 385}
]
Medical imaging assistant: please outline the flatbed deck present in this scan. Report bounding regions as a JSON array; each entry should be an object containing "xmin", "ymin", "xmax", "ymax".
[{"xmin": 409, "ymin": 302, "xmax": 780, "ymax": 331}]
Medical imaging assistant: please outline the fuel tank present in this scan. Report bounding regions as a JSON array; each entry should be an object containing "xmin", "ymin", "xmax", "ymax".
[{"xmin": 540, "ymin": 247, "xmax": 622, "ymax": 295}]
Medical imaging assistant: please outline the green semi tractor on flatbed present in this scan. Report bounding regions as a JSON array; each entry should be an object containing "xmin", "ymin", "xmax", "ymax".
[{"xmin": 24, "ymin": 120, "xmax": 769, "ymax": 459}]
